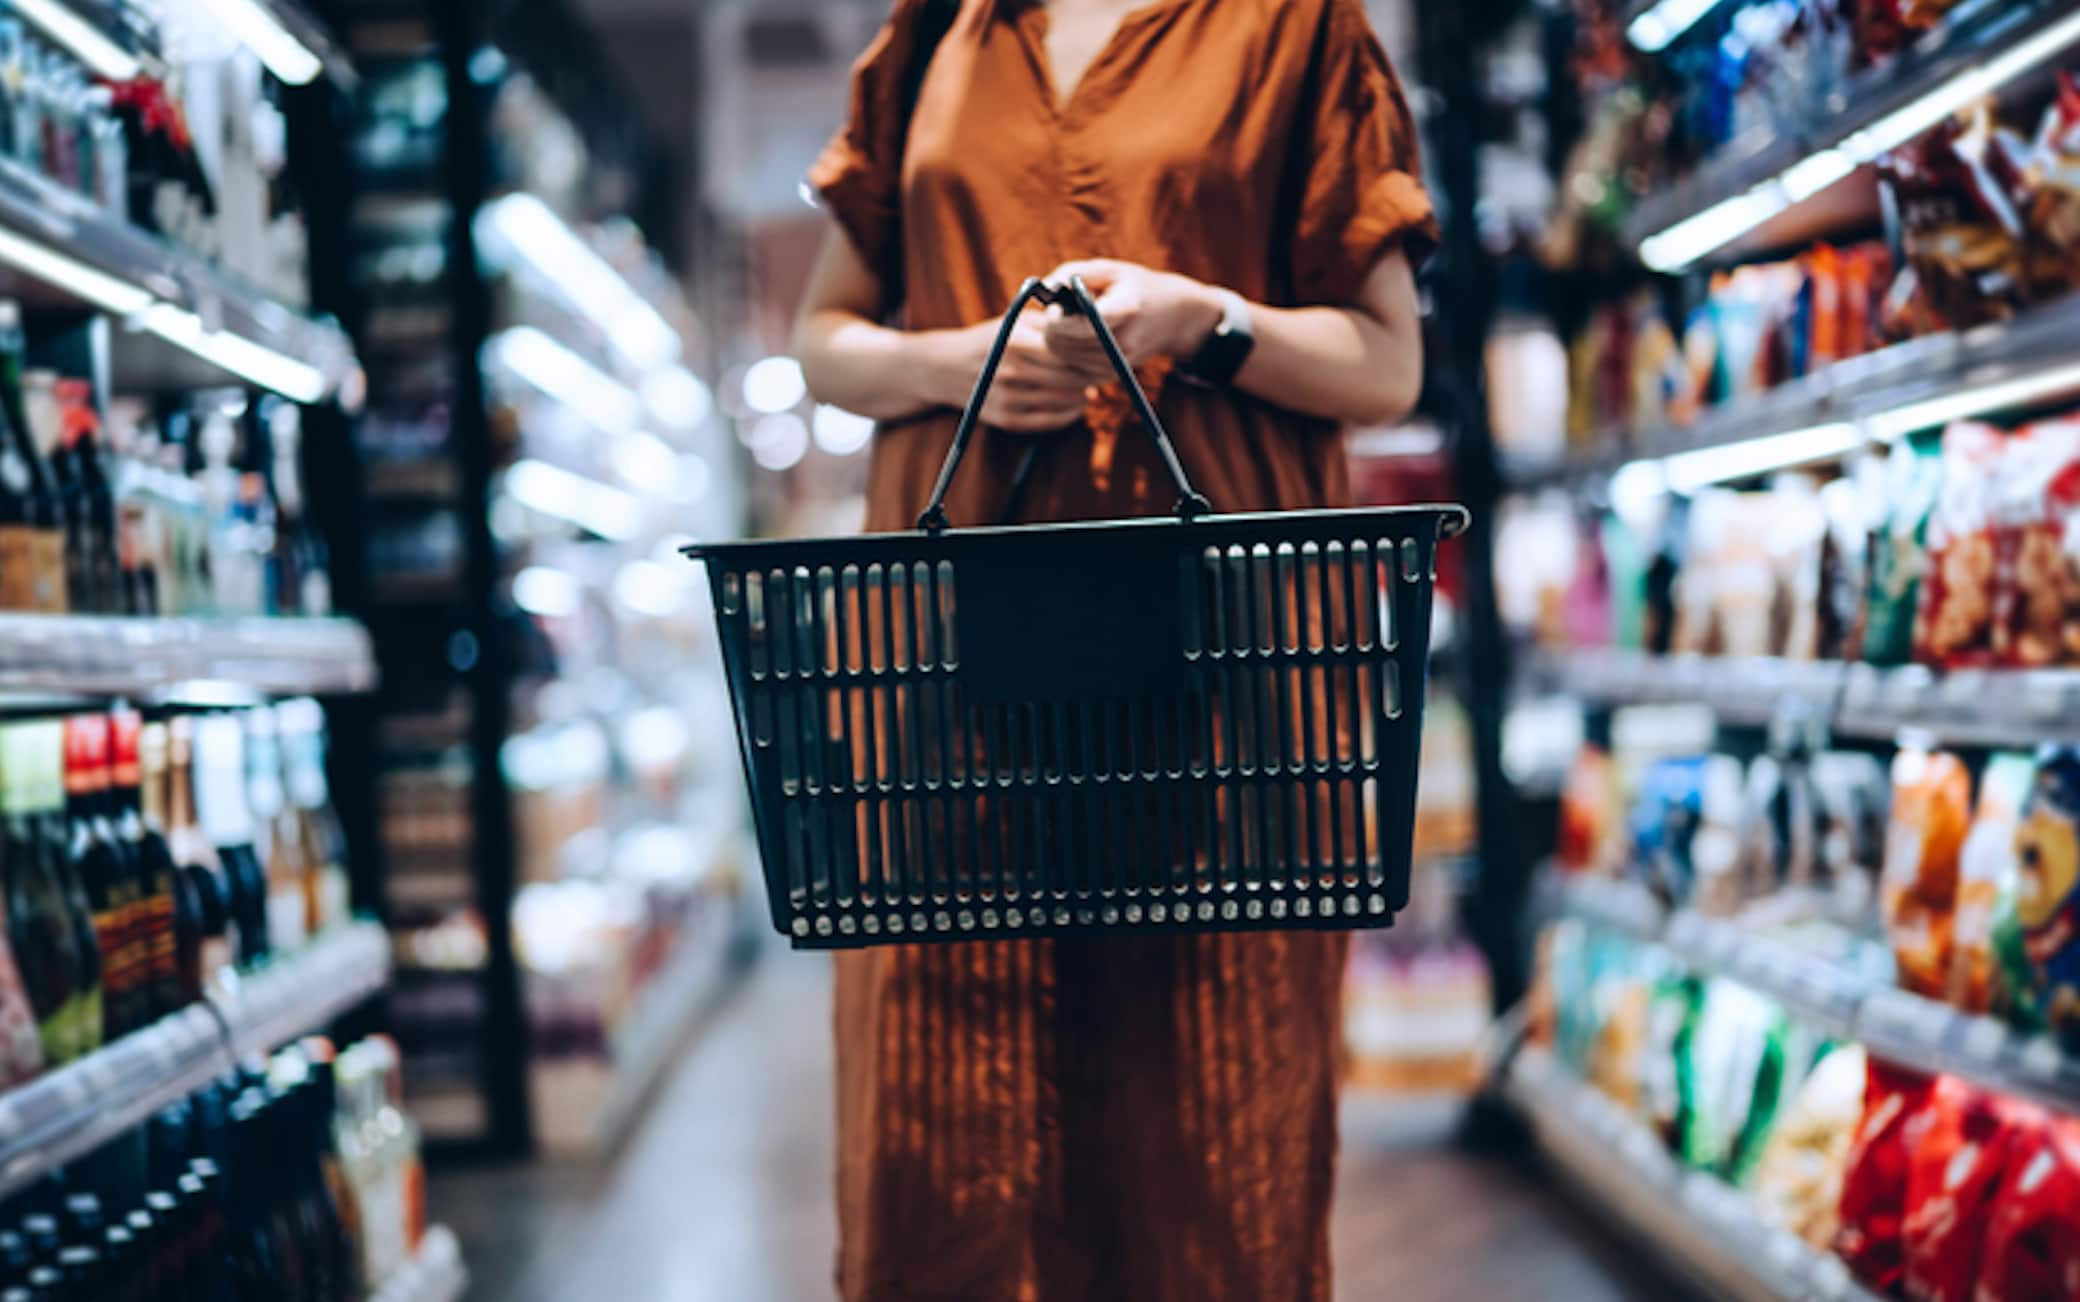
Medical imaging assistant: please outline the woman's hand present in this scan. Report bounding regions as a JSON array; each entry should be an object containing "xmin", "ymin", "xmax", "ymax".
[
  {"xmin": 925, "ymin": 313, "xmax": 1090, "ymax": 433},
  {"xmin": 1040, "ymin": 259, "xmax": 1223, "ymax": 382}
]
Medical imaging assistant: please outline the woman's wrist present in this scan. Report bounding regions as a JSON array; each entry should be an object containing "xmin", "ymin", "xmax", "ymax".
[{"xmin": 910, "ymin": 326, "xmax": 980, "ymax": 409}]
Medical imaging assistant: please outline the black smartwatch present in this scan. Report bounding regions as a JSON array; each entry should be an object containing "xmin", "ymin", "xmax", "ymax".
[{"xmin": 1179, "ymin": 287, "xmax": 1255, "ymax": 388}]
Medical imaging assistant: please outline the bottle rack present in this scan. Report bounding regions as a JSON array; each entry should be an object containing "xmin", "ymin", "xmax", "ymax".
[
  {"xmin": 1503, "ymin": 1042, "xmax": 1890, "ymax": 1302},
  {"xmin": 0, "ymin": 921, "xmax": 389, "ymax": 1202},
  {"xmin": 1549, "ymin": 874, "xmax": 2080, "ymax": 1117}
]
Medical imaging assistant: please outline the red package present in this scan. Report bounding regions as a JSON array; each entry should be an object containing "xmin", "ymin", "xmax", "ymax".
[
  {"xmin": 1902, "ymin": 1078, "xmax": 2027, "ymax": 1302},
  {"xmin": 1914, "ymin": 422, "xmax": 2007, "ymax": 669},
  {"xmin": 1976, "ymin": 1115, "xmax": 2080, "ymax": 1302},
  {"xmin": 1838, "ymin": 1057, "xmax": 1939, "ymax": 1293},
  {"xmin": 1990, "ymin": 419, "xmax": 2080, "ymax": 668}
]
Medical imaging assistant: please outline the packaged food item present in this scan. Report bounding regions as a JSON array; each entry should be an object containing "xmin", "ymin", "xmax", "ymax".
[
  {"xmin": 1974, "ymin": 1113, "xmax": 2080, "ymax": 1302},
  {"xmin": 1837, "ymin": 1057, "xmax": 1938, "ymax": 1294},
  {"xmin": 1878, "ymin": 103, "xmax": 2030, "ymax": 333},
  {"xmin": 1901, "ymin": 1077, "xmax": 2025, "ymax": 1302},
  {"xmin": 2021, "ymin": 73, "xmax": 2080, "ymax": 301},
  {"xmin": 1639, "ymin": 968, "xmax": 1698, "ymax": 1149},
  {"xmin": 1913, "ymin": 421, "xmax": 2005, "ymax": 669},
  {"xmin": 1880, "ymin": 747, "xmax": 1972, "ymax": 998},
  {"xmin": 1989, "ymin": 417, "xmax": 2080, "ymax": 668},
  {"xmin": 1861, "ymin": 431, "xmax": 1944, "ymax": 666},
  {"xmin": 1678, "ymin": 979, "xmax": 1789, "ymax": 1186},
  {"xmin": 1990, "ymin": 882, "xmax": 2047, "ymax": 1033},
  {"xmin": 1816, "ymin": 473, "xmax": 1877, "ymax": 662},
  {"xmin": 1952, "ymin": 753, "xmax": 2036, "ymax": 1013},
  {"xmin": 1557, "ymin": 743, "xmax": 1622, "ymax": 875},
  {"xmin": 1755, "ymin": 1043, "xmax": 1868, "ymax": 1251},
  {"xmin": 1765, "ymin": 475, "xmax": 1829, "ymax": 660},
  {"xmin": 2016, "ymin": 747, "xmax": 2080, "ymax": 1045},
  {"xmin": 1813, "ymin": 750, "xmax": 1891, "ymax": 923}
]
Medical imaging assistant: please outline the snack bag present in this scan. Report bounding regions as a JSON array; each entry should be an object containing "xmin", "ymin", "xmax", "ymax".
[
  {"xmin": 1837, "ymin": 1057, "xmax": 1938, "ymax": 1294},
  {"xmin": 1815, "ymin": 750, "xmax": 1891, "ymax": 924},
  {"xmin": 2022, "ymin": 73, "xmax": 2080, "ymax": 302},
  {"xmin": 1677, "ymin": 979, "xmax": 1784, "ymax": 1181},
  {"xmin": 1991, "ymin": 883, "xmax": 2048, "ymax": 1033},
  {"xmin": 1755, "ymin": 1044, "xmax": 1868, "ymax": 1251},
  {"xmin": 1914, "ymin": 421, "xmax": 2005, "ymax": 669},
  {"xmin": 1975, "ymin": 1113, "xmax": 2080, "ymax": 1302},
  {"xmin": 1990, "ymin": 418, "xmax": 2080, "ymax": 668},
  {"xmin": 1878, "ymin": 103, "xmax": 2030, "ymax": 333},
  {"xmin": 1880, "ymin": 747, "xmax": 1972, "ymax": 998},
  {"xmin": 2016, "ymin": 747, "xmax": 2080, "ymax": 1046},
  {"xmin": 1862, "ymin": 431, "xmax": 1944, "ymax": 666},
  {"xmin": 1953, "ymin": 754, "xmax": 2038, "ymax": 1013},
  {"xmin": 1558, "ymin": 744, "xmax": 1621, "ymax": 874},
  {"xmin": 1902, "ymin": 1077, "xmax": 2024, "ymax": 1302}
]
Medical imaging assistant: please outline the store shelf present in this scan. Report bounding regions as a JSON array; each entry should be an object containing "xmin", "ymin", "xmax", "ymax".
[
  {"xmin": 0, "ymin": 157, "xmax": 357, "ymax": 403},
  {"xmin": 1622, "ymin": 0, "xmax": 2080, "ymax": 268},
  {"xmin": 372, "ymin": 1226, "xmax": 468, "ymax": 1302},
  {"xmin": 1507, "ymin": 292, "xmax": 2080, "ymax": 491},
  {"xmin": 1505, "ymin": 1043, "xmax": 1884, "ymax": 1302},
  {"xmin": 0, "ymin": 614, "xmax": 376, "ymax": 700},
  {"xmin": 1525, "ymin": 648, "xmax": 2080, "ymax": 748},
  {"xmin": 0, "ymin": 921, "xmax": 390, "ymax": 1201},
  {"xmin": 1548, "ymin": 874, "xmax": 2080, "ymax": 1117}
]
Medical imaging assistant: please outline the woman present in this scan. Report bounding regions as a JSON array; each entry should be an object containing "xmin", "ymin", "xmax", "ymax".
[{"xmin": 794, "ymin": 0, "xmax": 1436, "ymax": 1297}]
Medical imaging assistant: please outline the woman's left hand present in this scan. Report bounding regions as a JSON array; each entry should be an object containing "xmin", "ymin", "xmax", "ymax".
[{"xmin": 1040, "ymin": 259, "xmax": 1223, "ymax": 383}]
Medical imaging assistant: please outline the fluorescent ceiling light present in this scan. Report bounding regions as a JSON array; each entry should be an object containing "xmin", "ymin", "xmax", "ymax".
[
  {"xmin": 1865, "ymin": 360, "xmax": 2080, "ymax": 441},
  {"xmin": 1640, "ymin": 5, "xmax": 2080, "ymax": 271},
  {"xmin": 475, "ymin": 194, "xmax": 679, "ymax": 371},
  {"xmin": 138, "ymin": 304, "xmax": 328, "ymax": 403},
  {"xmin": 612, "ymin": 560, "xmax": 686, "ymax": 618},
  {"xmin": 12, "ymin": 0, "xmax": 143, "ymax": 79},
  {"xmin": 742, "ymin": 357, "xmax": 807, "ymax": 415},
  {"xmin": 505, "ymin": 458, "xmax": 643, "ymax": 541},
  {"xmin": 192, "ymin": 0, "xmax": 324, "ymax": 84},
  {"xmin": 486, "ymin": 326, "xmax": 642, "ymax": 433},
  {"xmin": 1631, "ymin": 421, "xmax": 1864, "ymax": 493},
  {"xmin": 512, "ymin": 565, "xmax": 582, "ymax": 618},
  {"xmin": 1626, "ymin": 0, "xmax": 1726, "ymax": 52},
  {"xmin": 608, "ymin": 430, "xmax": 679, "ymax": 491},
  {"xmin": 0, "ymin": 226, "xmax": 153, "ymax": 316}
]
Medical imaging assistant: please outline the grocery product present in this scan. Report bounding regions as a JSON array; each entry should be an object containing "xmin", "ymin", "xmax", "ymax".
[
  {"xmin": 1862, "ymin": 432, "xmax": 1944, "ymax": 666},
  {"xmin": 1880, "ymin": 748, "xmax": 1973, "ymax": 998},
  {"xmin": 1988, "ymin": 417, "xmax": 2080, "ymax": 668},
  {"xmin": 2021, "ymin": 73, "xmax": 2080, "ymax": 301},
  {"xmin": 1557, "ymin": 744, "xmax": 1622, "ymax": 875},
  {"xmin": 1901, "ymin": 1077, "xmax": 2024, "ymax": 1302},
  {"xmin": 2016, "ymin": 747, "xmax": 2080, "ymax": 1044},
  {"xmin": 1837, "ymin": 1058, "xmax": 1938, "ymax": 1294},
  {"xmin": 1952, "ymin": 754, "xmax": 2036, "ymax": 1014},
  {"xmin": 1878, "ymin": 103, "xmax": 2029, "ymax": 334},
  {"xmin": 1754, "ymin": 1043, "xmax": 1868, "ymax": 1251},
  {"xmin": 1974, "ymin": 1113, "xmax": 2080, "ymax": 1302},
  {"xmin": 1677, "ymin": 979, "xmax": 1790, "ymax": 1185},
  {"xmin": 1914, "ymin": 422, "xmax": 2005, "ymax": 668},
  {"xmin": 1812, "ymin": 750, "xmax": 1891, "ymax": 922}
]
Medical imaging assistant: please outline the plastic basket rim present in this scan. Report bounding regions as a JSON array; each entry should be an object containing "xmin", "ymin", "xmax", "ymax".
[{"xmin": 680, "ymin": 501, "xmax": 1471, "ymax": 564}]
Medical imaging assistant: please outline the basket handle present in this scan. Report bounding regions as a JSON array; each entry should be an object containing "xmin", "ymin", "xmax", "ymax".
[{"xmin": 916, "ymin": 275, "xmax": 1214, "ymax": 533}]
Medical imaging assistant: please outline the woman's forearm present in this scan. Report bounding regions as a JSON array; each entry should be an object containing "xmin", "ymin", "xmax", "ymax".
[
  {"xmin": 1231, "ymin": 300, "xmax": 1423, "ymax": 428},
  {"xmin": 795, "ymin": 310, "xmax": 963, "ymax": 422}
]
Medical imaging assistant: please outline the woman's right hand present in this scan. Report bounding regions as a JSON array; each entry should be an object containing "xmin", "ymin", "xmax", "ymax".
[{"xmin": 927, "ymin": 315, "xmax": 1089, "ymax": 433}]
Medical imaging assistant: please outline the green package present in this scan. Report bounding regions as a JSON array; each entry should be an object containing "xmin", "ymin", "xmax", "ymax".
[{"xmin": 1859, "ymin": 431, "xmax": 1943, "ymax": 666}]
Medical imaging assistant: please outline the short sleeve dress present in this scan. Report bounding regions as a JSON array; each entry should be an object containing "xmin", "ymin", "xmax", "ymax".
[{"xmin": 808, "ymin": 2, "xmax": 1438, "ymax": 1298}]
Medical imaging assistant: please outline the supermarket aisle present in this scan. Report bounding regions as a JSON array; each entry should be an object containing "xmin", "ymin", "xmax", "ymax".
[{"xmin": 436, "ymin": 955, "xmax": 1665, "ymax": 1301}]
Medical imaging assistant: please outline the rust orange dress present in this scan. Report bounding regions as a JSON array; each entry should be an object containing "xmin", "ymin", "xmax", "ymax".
[{"xmin": 809, "ymin": 2, "xmax": 1437, "ymax": 1297}]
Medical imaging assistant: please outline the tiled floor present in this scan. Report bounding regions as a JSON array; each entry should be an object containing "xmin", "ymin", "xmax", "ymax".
[{"xmin": 431, "ymin": 954, "xmax": 1667, "ymax": 1301}]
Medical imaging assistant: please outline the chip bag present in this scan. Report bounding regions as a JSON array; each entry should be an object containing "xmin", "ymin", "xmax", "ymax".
[
  {"xmin": 1914, "ymin": 421, "xmax": 2006, "ymax": 669},
  {"xmin": 1881, "ymin": 748, "xmax": 1973, "ymax": 998},
  {"xmin": 1902, "ymin": 1077, "xmax": 2024, "ymax": 1302},
  {"xmin": 1975, "ymin": 1113, "xmax": 2080, "ymax": 1302},
  {"xmin": 1755, "ymin": 1043, "xmax": 1868, "ymax": 1251},
  {"xmin": 1838, "ymin": 1057, "xmax": 1938, "ymax": 1294},
  {"xmin": 2022, "ymin": 72, "xmax": 2080, "ymax": 302},
  {"xmin": 1862, "ymin": 431, "xmax": 1944, "ymax": 666},
  {"xmin": 2017, "ymin": 747, "xmax": 2080, "ymax": 1046},
  {"xmin": 1952, "ymin": 753, "xmax": 2037, "ymax": 1013},
  {"xmin": 1990, "ymin": 418, "xmax": 2080, "ymax": 669}
]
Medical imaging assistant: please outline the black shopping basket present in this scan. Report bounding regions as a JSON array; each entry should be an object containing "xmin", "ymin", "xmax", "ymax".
[{"xmin": 687, "ymin": 276, "xmax": 1469, "ymax": 948}]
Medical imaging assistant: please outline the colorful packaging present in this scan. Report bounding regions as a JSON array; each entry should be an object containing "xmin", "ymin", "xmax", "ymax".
[
  {"xmin": 1878, "ymin": 103, "xmax": 2030, "ymax": 334},
  {"xmin": 1880, "ymin": 748, "xmax": 1973, "ymax": 998},
  {"xmin": 1756, "ymin": 1044, "xmax": 1868, "ymax": 1251},
  {"xmin": 1838, "ymin": 1058, "xmax": 1938, "ymax": 1294},
  {"xmin": 1914, "ymin": 421, "xmax": 2006, "ymax": 669},
  {"xmin": 1862, "ymin": 431, "xmax": 1944, "ymax": 666},
  {"xmin": 2016, "ymin": 747, "xmax": 2080, "ymax": 1045},
  {"xmin": 1974, "ymin": 1114, "xmax": 2080, "ymax": 1302},
  {"xmin": 1901, "ymin": 1077, "xmax": 2024, "ymax": 1302},
  {"xmin": 1677, "ymin": 979, "xmax": 1789, "ymax": 1185},
  {"xmin": 2022, "ymin": 73, "xmax": 2080, "ymax": 302},
  {"xmin": 1989, "ymin": 418, "xmax": 2080, "ymax": 669},
  {"xmin": 1814, "ymin": 750, "xmax": 1892, "ymax": 922},
  {"xmin": 1952, "ymin": 753, "xmax": 2036, "ymax": 1014},
  {"xmin": 1558, "ymin": 744, "xmax": 1623, "ymax": 875}
]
